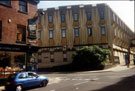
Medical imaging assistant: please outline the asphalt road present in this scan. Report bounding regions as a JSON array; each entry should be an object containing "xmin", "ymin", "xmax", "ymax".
[{"xmin": 25, "ymin": 68, "xmax": 135, "ymax": 91}]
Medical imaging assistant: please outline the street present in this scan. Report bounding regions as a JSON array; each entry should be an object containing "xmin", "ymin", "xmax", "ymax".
[{"xmin": 24, "ymin": 68, "xmax": 135, "ymax": 91}]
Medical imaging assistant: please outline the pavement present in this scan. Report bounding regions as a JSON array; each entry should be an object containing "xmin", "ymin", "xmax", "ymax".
[
  {"xmin": 0, "ymin": 64, "xmax": 134, "ymax": 91},
  {"xmin": 90, "ymin": 64, "xmax": 135, "ymax": 72}
]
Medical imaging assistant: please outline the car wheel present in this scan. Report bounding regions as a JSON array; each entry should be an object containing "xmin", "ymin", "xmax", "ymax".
[
  {"xmin": 16, "ymin": 85, "xmax": 23, "ymax": 91},
  {"xmin": 40, "ymin": 80, "xmax": 48, "ymax": 87}
]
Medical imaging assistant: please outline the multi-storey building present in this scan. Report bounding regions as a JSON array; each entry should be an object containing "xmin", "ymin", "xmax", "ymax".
[
  {"xmin": 0, "ymin": 0, "xmax": 39, "ymax": 70},
  {"xmin": 38, "ymin": 4, "xmax": 135, "ymax": 68}
]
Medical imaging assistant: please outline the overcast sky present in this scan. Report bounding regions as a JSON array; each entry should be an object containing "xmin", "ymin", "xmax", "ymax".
[{"xmin": 38, "ymin": 1, "xmax": 134, "ymax": 32}]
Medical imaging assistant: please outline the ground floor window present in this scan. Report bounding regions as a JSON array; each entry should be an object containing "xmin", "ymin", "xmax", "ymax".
[
  {"xmin": 0, "ymin": 52, "xmax": 10, "ymax": 68},
  {"xmin": 14, "ymin": 54, "xmax": 25, "ymax": 69},
  {"xmin": 114, "ymin": 56, "xmax": 120, "ymax": 64},
  {"xmin": 63, "ymin": 51, "xmax": 67, "ymax": 62},
  {"xmin": 50, "ymin": 52, "xmax": 54, "ymax": 62}
]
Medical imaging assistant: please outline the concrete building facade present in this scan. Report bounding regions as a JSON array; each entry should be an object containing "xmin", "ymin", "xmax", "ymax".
[{"xmin": 38, "ymin": 4, "xmax": 135, "ymax": 68}]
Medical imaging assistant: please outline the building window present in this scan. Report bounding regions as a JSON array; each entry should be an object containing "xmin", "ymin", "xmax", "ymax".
[
  {"xmin": 63, "ymin": 52, "xmax": 67, "ymax": 62},
  {"xmin": 61, "ymin": 29, "xmax": 66, "ymax": 37},
  {"xmin": 0, "ymin": 21, "xmax": 2, "ymax": 40},
  {"xmin": 38, "ymin": 53, "xmax": 42, "ymax": 63},
  {"xmin": 113, "ymin": 14, "xmax": 115, "ymax": 21},
  {"xmin": 49, "ymin": 30, "xmax": 53, "ymax": 38},
  {"xmin": 50, "ymin": 53, "xmax": 54, "ymax": 62},
  {"xmin": 87, "ymin": 12, "xmax": 91, "ymax": 20},
  {"xmin": 48, "ymin": 15, "xmax": 53, "ymax": 23},
  {"xmin": 38, "ymin": 31, "xmax": 41, "ymax": 40},
  {"xmin": 74, "ymin": 28, "xmax": 79, "ymax": 37},
  {"xmin": 88, "ymin": 27, "xmax": 92, "ymax": 36},
  {"xmin": 101, "ymin": 26, "xmax": 105, "ymax": 35},
  {"xmin": 117, "ymin": 17, "xmax": 119, "ymax": 24},
  {"xmin": 38, "ymin": 16, "xmax": 41, "ymax": 24},
  {"xmin": 74, "ymin": 13, "xmax": 78, "ymax": 21},
  {"xmin": 119, "ymin": 20, "xmax": 121, "ymax": 26},
  {"xmin": 61, "ymin": 14, "xmax": 65, "ymax": 22},
  {"xmin": 16, "ymin": 25, "xmax": 26, "ymax": 43},
  {"xmin": 0, "ymin": 1, "xmax": 11, "ymax": 7},
  {"xmin": 100, "ymin": 11, "xmax": 104, "ymax": 19},
  {"xmin": 19, "ymin": 0, "xmax": 27, "ymax": 13}
]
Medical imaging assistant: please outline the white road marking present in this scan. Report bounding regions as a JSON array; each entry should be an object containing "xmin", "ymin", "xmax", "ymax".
[
  {"xmin": 72, "ymin": 79, "xmax": 78, "ymax": 80},
  {"xmin": 50, "ymin": 89, "xmax": 55, "ymax": 91},
  {"xmin": 84, "ymin": 79, "xmax": 91, "ymax": 81},
  {"xmin": 74, "ymin": 81, "xmax": 89, "ymax": 86}
]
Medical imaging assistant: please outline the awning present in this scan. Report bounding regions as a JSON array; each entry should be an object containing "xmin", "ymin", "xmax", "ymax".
[{"xmin": 0, "ymin": 43, "xmax": 40, "ymax": 52}]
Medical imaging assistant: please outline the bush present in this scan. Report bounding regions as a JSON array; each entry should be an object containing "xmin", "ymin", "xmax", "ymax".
[{"xmin": 72, "ymin": 45, "xmax": 111, "ymax": 70}]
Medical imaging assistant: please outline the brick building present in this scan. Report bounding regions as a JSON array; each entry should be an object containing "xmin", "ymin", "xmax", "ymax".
[
  {"xmin": 0, "ymin": 0, "xmax": 39, "ymax": 70},
  {"xmin": 38, "ymin": 4, "xmax": 135, "ymax": 68}
]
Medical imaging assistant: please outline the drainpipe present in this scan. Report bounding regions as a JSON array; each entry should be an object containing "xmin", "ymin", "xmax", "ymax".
[
  {"xmin": 26, "ymin": 44, "xmax": 32, "ymax": 71},
  {"xmin": 127, "ymin": 46, "xmax": 131, "ymax": 68}
]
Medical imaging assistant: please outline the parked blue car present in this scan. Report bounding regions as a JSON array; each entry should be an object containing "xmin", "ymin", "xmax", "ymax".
[{"xmin": 5, "ymin": 72, "xmax": 49, "ymax": 91}]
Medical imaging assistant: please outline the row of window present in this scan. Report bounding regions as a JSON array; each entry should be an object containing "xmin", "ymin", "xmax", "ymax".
[
  {"xmin": 0, "ymin": 0, "xmax": 27, "ymax": 13},
  {"xmin": 48, "ymin": 11, "xmax": 104, "ymax": 23},
  {"xmin": 47, "ymin": 26, "xmax": 105, "ymax": 39},
  {"xmin": 38, "ymin": 52, "xmax": 67, "ymax": 63},
  {"xmin": 113, "ymin": 13, "xmax": 133, "ymax": 38},
  {"xmin": 51, "ymin": 52, "xmax": 67, "ymax": 62}
]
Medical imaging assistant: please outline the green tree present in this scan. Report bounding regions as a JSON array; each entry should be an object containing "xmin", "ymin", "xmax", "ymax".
[{"xmin": 72, "ymin": 46, "xmax": 111, "ymax": 70}]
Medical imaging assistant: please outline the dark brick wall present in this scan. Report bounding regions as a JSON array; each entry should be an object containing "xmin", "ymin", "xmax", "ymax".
[{"xmin": 0, "ymin": 1, "xmax": 38, "ymax": 46}]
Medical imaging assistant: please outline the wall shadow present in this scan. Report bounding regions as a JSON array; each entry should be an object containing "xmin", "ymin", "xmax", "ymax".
[{"xmin": 93, "ymin": 75, "xmax": 135, "ymax": 91}]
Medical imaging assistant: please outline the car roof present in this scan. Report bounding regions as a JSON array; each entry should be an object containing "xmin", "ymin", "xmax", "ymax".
[{"xmin": 16, "ymin": 72, "xmax": 36, "ymax": 74}]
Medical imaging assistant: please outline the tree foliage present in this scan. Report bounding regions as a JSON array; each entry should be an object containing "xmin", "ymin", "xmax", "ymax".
[{"xmin": 72, "ymin": 46, "xmax": 111, "ymax": 69}]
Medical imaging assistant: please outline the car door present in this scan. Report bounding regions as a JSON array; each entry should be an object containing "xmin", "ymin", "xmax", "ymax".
[
  {"xmin": 27, "ymin": 72, "xmax": 40, "ymax": 86},
  {"xmin": 17, "ymin": 73, "xmax": 29, "ymax": 88}
]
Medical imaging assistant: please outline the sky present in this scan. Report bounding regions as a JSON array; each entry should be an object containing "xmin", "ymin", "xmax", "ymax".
[{"xmin": 38, "ymin": 1, "xmax": 134, "ymax": 32}]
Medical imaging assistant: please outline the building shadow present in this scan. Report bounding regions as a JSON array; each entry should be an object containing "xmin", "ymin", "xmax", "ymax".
[{"xmin": 93, "ymin": 75, "xmax": 135, "ymax": 91}]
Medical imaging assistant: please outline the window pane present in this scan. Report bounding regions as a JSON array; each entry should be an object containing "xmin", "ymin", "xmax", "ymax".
[
  {"xmin": 88, "ymin": 27, "xmax": 92, "ymax": 36},
  {"xmin": 101, "ymin": 26, "xmax": 105, "ymax": 35},
  {"xmin": 0, "ymin": 1, "xmax": 11, "ymax": 6},
  {"xmin": 50, "ymin": 54, "xmax": 54, "ymax": 59},
  {"xmin": 74, "ymin": 28, "xmax": 79, "ymax": 37},
  {"xmin": 38, "ymin": 16, "xmax": 41, "ymax": 24},
  {"xmin": 17, "ymin": 25, "xmax": 26, "ymax": 42},
  {"xmin": 38, "ymin": 31, "xmax": 41, "ymax": 40},
  {"xmin": 49, "ymin": 16, "xmax": 53, "ymax": 23},
  {"xmin": 113, "ymin": 14, "xmax": 115, "ymax": 21},
  {"xmin": 87, "ymin": 12, "xmax": 91, "ymax": 20},
  {"xmin": 100, "ymin": 11, "xmax": 104, "ymax": 19},
  {"xmin": 19, "ymin": 73, "xmax": 26, "ymax": 79},
  {"xmin": 19, "ymin": 1, "xmax": 27, "ymax": 6},
  {"xmin": 62, "ymin": 29, "xmax": 66, "ymax": 37},
  {"xmin": 19, "ymin": 0, "xmax": 27, "ymax": 12},
  {"xmin": 74, "ymin": 14, "xmax": 78, "ymax": 21},
  {"xmin": 61, "ymin": 14, "xmax": 65, "ymax": 22},
  {"xmin": 64, "ymin": 53, "xmax": 67, "ymax": 58},
  {"xmin": 49, "ymin": 30, "xmax": 53, "ymax": 38}
]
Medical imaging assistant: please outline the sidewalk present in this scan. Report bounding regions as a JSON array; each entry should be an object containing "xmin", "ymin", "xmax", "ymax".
[{"xmin": 104, "ymin": 64, "xmax": 134, "ymax": 72}]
